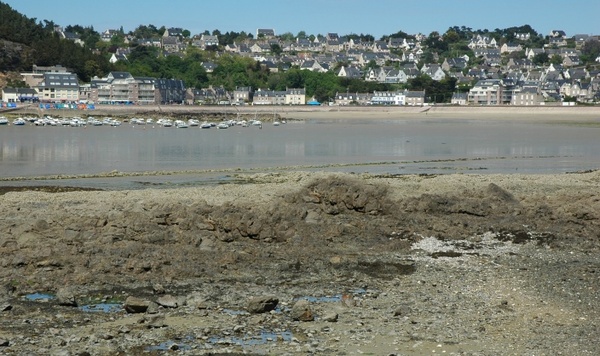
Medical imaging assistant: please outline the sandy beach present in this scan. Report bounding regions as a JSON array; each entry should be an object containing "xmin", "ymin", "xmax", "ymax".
[{"xmin": 6, "ymin": 103, "xmax": 600, "ymax": 123}]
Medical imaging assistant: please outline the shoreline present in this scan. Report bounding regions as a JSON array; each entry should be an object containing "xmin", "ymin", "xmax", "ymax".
[{"xmin": 4, "ymin": 103, "xmax": 600, "ymax": 122}]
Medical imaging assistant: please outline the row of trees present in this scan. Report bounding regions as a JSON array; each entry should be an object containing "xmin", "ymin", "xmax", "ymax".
[{"xmin": 0, "ymin": 2, "xmax": 111, "ymax": 81}]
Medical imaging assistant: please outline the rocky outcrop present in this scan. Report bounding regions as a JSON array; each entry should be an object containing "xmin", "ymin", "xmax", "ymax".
[{"xmin": 0, "ymin": 172, "xmax": 599, "ymax": 354}]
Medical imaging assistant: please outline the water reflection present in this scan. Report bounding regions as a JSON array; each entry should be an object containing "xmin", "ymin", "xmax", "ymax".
[{"xmin": 1, "ymin": 119, "xmax": 599, "ymax": 178}]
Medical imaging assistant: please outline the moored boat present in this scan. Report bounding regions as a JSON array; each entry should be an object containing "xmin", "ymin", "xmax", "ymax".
[
  {"xmin": 13, "ymin": 118, "xmax": 26, "ymax": 125},
  {"xmin": 175, "ymin": 120, "xmax": 189, "ymax": 128}
]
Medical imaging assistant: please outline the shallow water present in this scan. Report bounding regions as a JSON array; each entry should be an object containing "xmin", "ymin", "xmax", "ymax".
[{"xmin": 1, "ymin": 118, "xmax": 599, "ymax": 188}]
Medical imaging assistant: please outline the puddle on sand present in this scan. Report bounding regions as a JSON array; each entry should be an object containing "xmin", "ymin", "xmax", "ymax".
[
  {"xmin": 23, "ymin": 293, "xmax": 55, "ymax": 301},
  {"xmin": 146, "ymin": 340, "xmax": 192, "ymax": 352},
  {"xmin": 79, "ymin": 303, "xmax": 122, "ymax": 313}
]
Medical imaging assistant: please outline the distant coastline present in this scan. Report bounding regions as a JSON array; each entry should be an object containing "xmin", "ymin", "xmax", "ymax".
[{"xmin": 4, "ymin": 103, "xmax": 600, "ymax": 122}]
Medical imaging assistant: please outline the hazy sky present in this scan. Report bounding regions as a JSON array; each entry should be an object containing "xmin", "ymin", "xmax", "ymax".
[{"xmin": 4, "ymin": 0, "xmax": 599, "ymax": 38}]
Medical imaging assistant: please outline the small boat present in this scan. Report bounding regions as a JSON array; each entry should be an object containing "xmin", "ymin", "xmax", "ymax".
[
  {"xmin": 13, "ymin": 118, "xmax": 26, "ymax": 125},
  {"xmin": 216, "ymin": 122, "xmax": 229, "ymax": 129},
  {"xmin": 175, "ymin": 120, "xmax": 189, "ymax": 128},
  {"xmin": 0, "ymin": 117, "xmax": 8, "ymax": 125},
  {"xmin": 273, "ymin": 121, "xmax": 280, "ymax": 126},
  {"xmin": 200, "ymin": 122, "xmax": 212, "ymax": 129}
]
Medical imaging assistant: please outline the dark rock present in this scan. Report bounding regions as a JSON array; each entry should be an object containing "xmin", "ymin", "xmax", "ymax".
[
  {"xmin": 0, "ymin": 299, "xmax": 12, "ymax": 312},
  {"xmin": 247, "ymin": 296, "xmax": 279, "ymax": 314}
]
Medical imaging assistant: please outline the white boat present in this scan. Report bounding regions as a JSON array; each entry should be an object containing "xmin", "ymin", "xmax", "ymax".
[
  {"xmin": 13, "ymin": 118, "xmax": 26, "ymax": 125},
  {"xmin": 175, "ymin": 120, "xmax": 189, "ymax": 128},
  {"xmin": 216, "ymin": 122, "xmax": 229, "ymax": 129},
  {"xmin": 188, "ymin": 119, "xmax": 199, "ymax": 127},
  {"xmin": 200, "ymin": 121, "xmax": 212, "ymax": 129},
  {"xmin": 0, "ymin": 117, "xmax": 8, "ymax": 125},
  {"xmin": 70, "ymin": 118, "xmax": 86, "ymax": 127},
  {"xmin": 273, "ymin": 121, "xmax": 281, "ymax": 126}
]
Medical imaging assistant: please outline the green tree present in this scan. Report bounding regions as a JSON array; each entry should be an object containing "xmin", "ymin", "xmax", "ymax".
[
  {"xmin": 443, "ymin": 29, "xmax": 460, "ymax": 43},
  {"xmin": 549, "ymin": 54, "xmax": 563, "ymax": 65},
  {"xmin": 270, "ymin": 43, "xmax": 282, "ymax": 56},
  {"xmin": 131, "ymin": 24, "xmax": 160, "ymax": 39},
  {"xmin": 110, "ymin": 33, "xmax": 126, "ymax": 47},
  {"xmin": 424, "ymin": 31, "xmax": 449, "ymax": 55},
  {"xmin": 581, "ymin": 39, "xmax": 600, "ymax": 64},
  {"xmin": 279, "ymin": 32, "xmax": 295, "ymax": 41},
  {"xmin": 532, "ymin": 52, "xmax": 549, "ymax": 65}
]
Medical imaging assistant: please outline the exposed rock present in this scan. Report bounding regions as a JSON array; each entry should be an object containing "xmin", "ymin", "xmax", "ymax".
[
  {"xmin": 0, "ymin": 299, "xmax": 12, "ymax": 312},
  {"xmin": 124, "ymin": 296, "xmax": 150, "ymax": 313},
  {"xmin": 141, "ymin": 315, "xmax": 167, "ymax": 329},
  {"xmin": 291, "ymin": 300, "xmax": 314, "ymax": 321},
  {"xmin": 56, "ymin": 287, "xmax": 78, "ymax": 307},
  {"xmin": 321, "ymin": 311, "xmax": 338, "ymax": 322},
  {"xmin": 146, "ymin": 301, "xmax": 160, "ymax": 314},
  {"xmin": 247, "ymin": 296, "xmax": 279, "ymax": 314},
  {"xmin": 156, "ymin": 295, "xmax": 179, "ymax": 308},
  {"xmin": 152, "ymin": 283, "xmax": 165, "ymax": 295}
]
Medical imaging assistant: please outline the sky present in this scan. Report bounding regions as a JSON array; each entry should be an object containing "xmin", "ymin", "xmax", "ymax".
[{"xmin": 3, "ymin": 0, "xmax": 599, "ymax": 39}]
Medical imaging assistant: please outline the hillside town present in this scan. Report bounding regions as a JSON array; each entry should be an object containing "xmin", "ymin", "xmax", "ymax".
[{"xmin": 2, "ymin": 25, "xmax": 600, "ymax": 107}]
